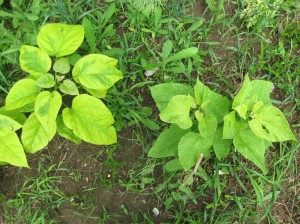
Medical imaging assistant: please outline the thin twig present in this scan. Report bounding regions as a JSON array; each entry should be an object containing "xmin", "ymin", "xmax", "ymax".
[{"xmin": 182, "ymin": 153, "xmax": 204, "ymax": 185}]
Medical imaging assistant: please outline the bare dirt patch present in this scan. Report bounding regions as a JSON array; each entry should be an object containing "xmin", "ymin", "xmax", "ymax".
[{"xmin": 0, "ymin": 128, "xmax": 168, "ymax": 223}]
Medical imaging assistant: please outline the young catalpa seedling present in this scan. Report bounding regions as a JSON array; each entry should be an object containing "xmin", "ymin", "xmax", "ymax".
[
  {"xmin": 0, "ymin": 23, "xmax": 123, "ymax": 167},
  {"xmin": 149, "ymin": 75, "xmax": 295, "ymax": 183}
]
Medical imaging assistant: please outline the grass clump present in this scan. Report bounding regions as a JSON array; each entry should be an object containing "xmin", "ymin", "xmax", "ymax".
[{"xmin": 2, "ymin": 162, "xmax": 67, "ymax": 223}]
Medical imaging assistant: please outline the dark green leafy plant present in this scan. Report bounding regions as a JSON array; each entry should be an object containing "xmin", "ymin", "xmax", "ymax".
[
  {"xmin": 0, "ymin": 0, "xmax": 50, "ymax": 93},
  {"xmin": 0, "ymin": 23, "xmax": 123, "ymax": 167},
  {"xmin": 149, "ymin": 75, "xmax": 295, "ymax": 183}
]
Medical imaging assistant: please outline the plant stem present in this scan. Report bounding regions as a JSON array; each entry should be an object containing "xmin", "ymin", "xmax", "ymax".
[{"xmin": 182, "ymin": 153, "xmax": 204, "ymax": 185}]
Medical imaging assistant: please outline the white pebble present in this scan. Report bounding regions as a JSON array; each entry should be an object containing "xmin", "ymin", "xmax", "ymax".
[{"xmin": 152, "ymin": 207, "xmax": 159, "ymax": 216}]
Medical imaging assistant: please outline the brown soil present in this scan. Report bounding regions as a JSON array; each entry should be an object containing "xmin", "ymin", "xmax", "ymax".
[{"xmin": 0, "ymin": 128, "xmax": 169, "ymax": 223}]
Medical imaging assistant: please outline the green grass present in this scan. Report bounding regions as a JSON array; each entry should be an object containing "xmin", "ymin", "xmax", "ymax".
[
  {"xmin": 0, "ymin": 0, "xmax": 299, "ymax": 223},
  {"xmin": 2, "ymin": 162, "xmax": 67, "ymax": 223}
]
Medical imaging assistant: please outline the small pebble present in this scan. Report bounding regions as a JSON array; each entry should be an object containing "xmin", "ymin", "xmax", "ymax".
[{"xmin": 153, "ymin": 207, "xmax": 159, "ymax": 216}]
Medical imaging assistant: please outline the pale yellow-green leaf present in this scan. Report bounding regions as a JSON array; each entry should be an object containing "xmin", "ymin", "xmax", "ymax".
[
  {"xmin": 22, "ymin": 113, "xmax": 55, "ymax": 153},
  {"xmin": 19, "ymin": 45, "xmax": 51, "ymax": 76},
  {"xmin": 0, "ymin": 132, "xmax": 28, "ymax": 167},
  {"xmin": 56, "ymin": 115, "xmax": 81, "ymax": 144},
  {"xmin": 36, "ymin": 73, "xmax": 55, "ymax": 88},
  {"xmin": 53, "ymin": 57, "xmax": 71, "ymax": 74},
  {"xmin": 37, "ymin": 23, "xmax": 84, "ymax": 57},
  {"xmin": 160, "ymin": 95, "xmax": 196, "ymax": 129},
  {"xmin": 72, "ymin": 54, "xmax": 122, "ymax": 91},
  {"xmin": 35, "ymin": 91, "xmax": 62, "ymax": 135},
  {"xmin": 62, "ymin": 94, "xmax": 116, "ymax": 145},
  {"xmin": 5, "ymin": 79, "xmax": 40, "ymax": 110},
  {"xmin": 0, "ymin": 114, "xmax": 22, "ymax": 137},
  {"xmin": 249, "ymin": 106, "xmax": 295, "ymax": 142},
  {"xmin": 59, "ymin": 79, "xmax": 79, "ymax": 96}
]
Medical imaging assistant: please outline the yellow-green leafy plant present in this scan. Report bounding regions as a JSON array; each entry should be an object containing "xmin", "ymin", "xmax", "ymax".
[
  {"xmin": 240, "ymin": 0, "xmax": 283, "ymax": 28},
  {"xmin": 0, "ymin": 23, "xmax": 123, "ymax": 167},
  {"xmin": 130, "ymin": 0, "xmax": 166, "ymax": 15},
  {"xmin": 149, "ymin": 75, "xmax": 295, "ymax": 183}
]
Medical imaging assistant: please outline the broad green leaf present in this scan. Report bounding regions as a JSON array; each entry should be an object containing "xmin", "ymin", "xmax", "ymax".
[
  {"xmin": 82, "ymin": 86, "xmax": 107, "ymax": 98},
  {"xmin": 251, "ymin": 80, "xmax": 273, "ymax": 106},
  {"xmin": 0, "ymin": 107, "xmax": 26, "ymax": 125},
  {"xmin": 53, "ymin": 57, "xmax": 71, "ymax": 74},
  {"xmin": 249, "ymin": 106, "xmax": 295, "ymax": 142},
  {"xmin": 195, "ymin": 110, "xmax": 204, "ymax": 121},
  {"xmin": 213, "ymin": 127, "xmax": 232, "ymax": 160},
  {"xmin": 160, "ymin": 95, "xmax": 196, "ymax": 129},
  {"xmin": 82, "ymin": 17, "xmax": 96, "ymax": 52},
  {"xmin": 165, "ymin": 158, "xmax": 183, "ymax": 172},
  {"xmin": 0, "ymin": 132, "xmax": 28, "ymax": 167},
  {"xmin": 18, "ymin": 102, "xmax": 35, "ymax": 113},
  {"xmin": 194, "ymin": 80, "xmax": 230, "ymax": 122},
  {"xmin": 68, "ymin": 53, "xmax": 82, "ymax": 66},
  {"xmin": 74, "ymin": 53, "xmax": 118, "ymax": 69},
  {"xmin": 232, "ymin": 74, "xmax": 252, "ymax": 109},
  {"xmin": 233, "ymin": 76, "xmax": 273, "ymax": 118},
  {"xmin": 36, "ymin": 73, "xmax": 55, "ymax": 88},
  {"xmin": 203, "ymin": 92, "xmax": 230, "ymax": 122},
  {"xmin": 37, "ymin": 23, "xmax": 84, "ymax": 57},
  {"xmin": 56, "ymin": 115, "xmax": 81, "ymax": 144},
  {"xmin": 178, "ymin": 132, "xmax": 212, "ymax": 171},
  {"xmin": 59, "ymin": 79, "xmax": 79, "ymax": 95},
  {"xmin": 78, "ymin": 67, "xmax": 122, "ymax": 90},
  {"xmin": 198, "ymin": 114, "xmax": 217, "ymax": 143},
  {"xmin": 35, "ymin": 91, "xmax": 62, "ymax": 134},
  {"xmin": 22, "ymin": 113, "xmax": 54, "ymax": 153},
  {"xmin": 19, "ymin": 45, "xmax": 51, "ymax": 76},
  {"xmin": 233, "ymin": 130, "xmax": 268, "ymax": 174},
  {"xmin": 62, "ymin": 94, "xmax": 116, "ymax": 145},
  {"xmin": 223, "ymin": 111, "xmax": 248, "ymax": 139},
  {"xmin": 148, "ymin": 124, "xmax": 190, "ymax": 158},
  {"xmin": 165, "ymin": 47, "xmax": 198, "ymax": 63},
  {"xmin": 162, "ymin": 40, "xmax": 173, "ymax": 62},
  {"xmin": 73, "ymin": 54, "xmax": 123, "ymax": 90},
  {"xmin": 150, "ymin": 83, "xmax": 194, "ymax": 112},
  {"xmin": 234, "ymin": 104, "xmax": 248, "ymax": 120},
  {"xmin": 194, "ymin": 79, "xmax": 206, "ymax": 105},
  {"xmin": 5, "ymin": 79, "xmax": 40, "ymax": 110},
  {"xmin": 232, "ymin": 75, "xmax": 264, "ymax": 117},
  {"xmin": 252, "ymin": 101, "xmax": 264, "ymax": 114},
  {"xmin": 0, "ymin": 114, "xmax": 22, "ymax": 136}
]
